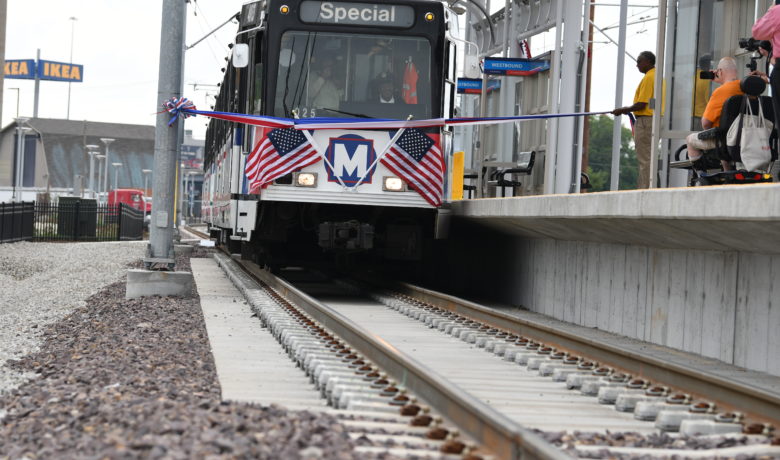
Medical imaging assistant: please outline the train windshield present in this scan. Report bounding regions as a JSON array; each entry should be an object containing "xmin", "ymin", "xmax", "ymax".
[{"xmin": 274, "ymin": 31, "xmax": 432, "ymax": 120}]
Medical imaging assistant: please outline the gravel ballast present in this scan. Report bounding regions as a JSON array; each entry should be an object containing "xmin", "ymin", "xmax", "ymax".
[
  {"xmin": 0, "ymin": 241, "xmax": 146, "ymax": 394},
  {"xmin": 0, "ymin": 245, "xmax": 359, "ymax": 459}
]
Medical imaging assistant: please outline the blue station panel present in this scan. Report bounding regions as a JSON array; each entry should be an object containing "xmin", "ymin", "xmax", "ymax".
[
  {"xmin": 456, "ymin": 78, "xmax": 501, "ymax": 94},
  {"xmin": 482, "ymin": 58, "xmax": 550, "ymax": 76}
]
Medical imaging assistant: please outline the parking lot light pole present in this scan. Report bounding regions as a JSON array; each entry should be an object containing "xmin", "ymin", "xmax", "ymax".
[
  {"xmin": 112, "ymin": 162, "xmax": 123, "ymax": 205},
  {"xmin": 96, "ymin": 154, "xmax": 105, "ymax": 202},
  {"xmin": 14, "ymin": 119, "xmax": 31, "ymax": 202},
  {"xmin": 86, "ymin": 144, "xmax": 100, "ymax": 199},
  {"xmin": 100, "ymin": 138, "xmax": 115, "ymax": 204}
]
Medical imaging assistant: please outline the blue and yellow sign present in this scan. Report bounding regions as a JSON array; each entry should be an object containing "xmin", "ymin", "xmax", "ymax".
[
  {"xmin": 4, "ymin": 59, "xmax": 36, "ymax": 79},
  {"xmin": 3, "ymin": 58, "xmax": 83, "ymax": 82},
  {"xmin": 38, "ymin": 60, "xmax": 83, "ymax": 82}
]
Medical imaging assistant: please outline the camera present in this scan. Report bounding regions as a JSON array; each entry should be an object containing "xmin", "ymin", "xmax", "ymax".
[
  {"xmin": 739, "ymin": 37, "xmax": 762, "ymax": 52},
  {"xmin": 738, "ymin": 38, "xmax": 772, "ymax": 73},
  {"xmin": 699, "ymin": 70, "xmax": 716, "ymax": 80}
]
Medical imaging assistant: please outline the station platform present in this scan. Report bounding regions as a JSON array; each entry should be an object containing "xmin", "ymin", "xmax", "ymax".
[
  {"xmin": 450, "ymin": 183, "xmax": 780, "ymax": 254},
  {"xmin": 437, "ymin": 183, "xmax": 780, "ymax": 377}
]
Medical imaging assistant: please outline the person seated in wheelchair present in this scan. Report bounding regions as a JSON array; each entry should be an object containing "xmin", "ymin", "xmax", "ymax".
[{"xmin": 685, "ymin": 57, "xmax": 743, "ymax": 169}]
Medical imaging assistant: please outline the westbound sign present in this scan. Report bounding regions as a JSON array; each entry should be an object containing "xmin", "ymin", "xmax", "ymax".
[
  {"xmin": 482, "ymin": 57, "xmax": 549, "ymax": 76},
  {"xmin": 457, "ymin": 78, "xmax": 501, "ymax": 94},
  {"xmin": 4, "ymin": 58, "xmax": 84, "ymax": 82}
]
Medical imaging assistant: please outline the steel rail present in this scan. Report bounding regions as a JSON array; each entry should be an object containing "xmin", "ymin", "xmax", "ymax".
[
  {"xmin": 232, "ymin": 258, "xmax": 567, "ymax": 460},
  {"xmin": 397, "ymin": 282, "xmax": 780, "ymax": 425}
]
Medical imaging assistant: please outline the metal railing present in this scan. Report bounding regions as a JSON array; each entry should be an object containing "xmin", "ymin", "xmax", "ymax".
[
  {"xmin": 117, "ymin": 203, "xmax": 144, "ymax": 241},
  {"xmin": 32, "ymin": 200, "xmax": 144, "ymax": 242},
  {"xmin": 0, "ymin": 201, "xmax": 34, "ymax": 243}
]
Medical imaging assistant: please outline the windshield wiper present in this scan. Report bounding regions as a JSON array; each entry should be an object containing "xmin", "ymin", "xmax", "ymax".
[{"xmin": 321, "ymin": 107, "xmax": 372, "ymax": 118}]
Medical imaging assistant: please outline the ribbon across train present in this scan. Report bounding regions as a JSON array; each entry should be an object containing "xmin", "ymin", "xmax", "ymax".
[
  {"xmin": 164, "ymin": 97, "xmax": 609, "ymax": 130},
  {"xmin": 164, "ymin": 98, "xmax": 609, "ymax": 207}
]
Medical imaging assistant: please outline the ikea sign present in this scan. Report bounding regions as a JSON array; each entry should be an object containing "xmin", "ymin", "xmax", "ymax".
[
  {"xmin": 4, "ymin": 60, "xmax": 36, "ymax": 79},
  {"xmin": 4, "ymin": 58, "xmax": 84, "ymax": 82}
]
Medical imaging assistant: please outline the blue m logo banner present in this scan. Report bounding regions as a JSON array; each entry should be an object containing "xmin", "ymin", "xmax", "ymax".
[{"xmin": 325, "ymin": 135, "xmax": 377, "ymax": 187}]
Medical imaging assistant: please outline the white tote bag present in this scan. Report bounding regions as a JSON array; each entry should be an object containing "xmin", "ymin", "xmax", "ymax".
[{"xmin": 726, "ymin": 99, "xmax": 773, "ymax": 171}]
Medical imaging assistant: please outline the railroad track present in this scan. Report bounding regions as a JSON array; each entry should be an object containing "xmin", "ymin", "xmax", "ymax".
[{"xmin": 186, "ymin": 226, "xmax": 780, "ymax": 458}]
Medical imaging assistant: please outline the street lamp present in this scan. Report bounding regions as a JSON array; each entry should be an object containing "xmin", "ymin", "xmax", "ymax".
[
  {"xmin": 13, "ymin": 118, "xmax": 31, "ymax": 202},
  {"xmin": 67, "ymin": 16, "xmax": 78, "ymax": 120},
  {"xmin": 142, "ymin": 169, "xmax": 152, "ymax": 222},
  {"xmin": 96, "ymin": 154, "xmax": 105, "ymax": 203},
  {"xmin": 9, "ymin": 88, "xmax": 20, "ymax": 119},
  {"xmin": 100, "ymin": 138, "xmax": 115, "ymax": 204},
  {"xmin": 86, "ymin": 144, "xmax": 100, "ymax": 199},
  {"xmin": 111, "ymin": 162, "xmax": 123, "ymax": 205}
]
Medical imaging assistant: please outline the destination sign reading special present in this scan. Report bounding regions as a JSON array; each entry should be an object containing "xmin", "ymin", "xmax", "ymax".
[{"xmin": 300, "ymin": 1, "xmax": 414, "ymax": 28}]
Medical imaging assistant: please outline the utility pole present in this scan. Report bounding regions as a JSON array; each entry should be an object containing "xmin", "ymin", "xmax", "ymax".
[{"xmin": 147, "ymin": 0, "xmax": 187, "ymax": 270}]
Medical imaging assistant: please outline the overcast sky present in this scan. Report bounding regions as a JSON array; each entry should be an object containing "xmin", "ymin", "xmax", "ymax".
[{"xmin": 2, "ymin": 0, "xmax": 658, "ymax": 139}]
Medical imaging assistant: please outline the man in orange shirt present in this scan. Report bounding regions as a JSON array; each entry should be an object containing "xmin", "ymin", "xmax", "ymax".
[{"xmin": 685, "ymin": 57, "xmax": 743, "ymax": 161}]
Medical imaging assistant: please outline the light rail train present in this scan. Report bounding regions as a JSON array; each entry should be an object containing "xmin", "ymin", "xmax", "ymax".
[{"xmin": 202, "ymin": 0, "xmax": 458, "ymax": 267}]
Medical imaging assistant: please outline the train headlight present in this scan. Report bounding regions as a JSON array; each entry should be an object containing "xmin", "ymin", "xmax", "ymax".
[
  {"xmin": 280, "ymin": 5, "xmax": 290, "ymax": 14},
  {"xmin": 424, "ymin": 12, "xmax": 435, "ymax": 22},
  {"xmin": 294, "ymin": 172, "xmax": 317, "ymax": 187},
  {"xmin": 383, "ymin": 176, "xmax": 406, "ymax": 192}
]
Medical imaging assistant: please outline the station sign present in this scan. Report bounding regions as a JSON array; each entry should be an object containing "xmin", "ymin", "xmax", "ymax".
[
  {"xmin": 300, "ymin": 1, "xmax": 414, "ymax": 28},
  {"xmin": 3, "ymin": 58, "xmax": 84, "ymax": 82},
  {"xmin": 457, "ymin": 78, "xmax": 501, "ymax": 94},
  {"xmin": 4, "ymin": 59, "xmax": 36, "ymax": 79},
  {"xmin": 482, "ymin": 58, "xmax": 550, "ymax": 76}
]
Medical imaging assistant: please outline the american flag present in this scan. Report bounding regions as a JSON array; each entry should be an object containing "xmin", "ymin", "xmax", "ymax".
[
  {"xmin": 245, "ymin": 127, "xmax": 319, "ymax": 193},
  {"xmin": 380, "ymin": 128, "xmax": 444, "ymax": 207}
]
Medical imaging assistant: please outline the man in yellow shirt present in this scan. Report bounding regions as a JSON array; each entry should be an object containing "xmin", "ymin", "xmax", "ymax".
[{"xmin": 612, "ymin": 51, "xmax": 656, "ymax": 189}]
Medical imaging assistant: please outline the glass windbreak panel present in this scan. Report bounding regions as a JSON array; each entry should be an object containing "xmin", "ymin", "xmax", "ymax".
[
  {"xmin": 693, "ymin": 0, "xmax": 724, "ymax": 130},
  {"xmin": 274, "ymin": 31, "xmax": 432, "ymax": 119}
]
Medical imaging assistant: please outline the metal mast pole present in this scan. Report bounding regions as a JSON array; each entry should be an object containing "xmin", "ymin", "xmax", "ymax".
[
  {"xmin": 147, "ymin": 0, "xmax": 186, "ymax": 269},
  {"xmin": 610, "ymin": 0, "xmax": 628, "ymax": 191},
  {"xmin": 67, "ymin": 17, "xmax": 77, "ymax": 119}
]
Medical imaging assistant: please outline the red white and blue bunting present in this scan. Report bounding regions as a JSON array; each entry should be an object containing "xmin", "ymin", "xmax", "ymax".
[{"xmin": 162, "ymin": 97, "xmax": 609, "ymax": 130}]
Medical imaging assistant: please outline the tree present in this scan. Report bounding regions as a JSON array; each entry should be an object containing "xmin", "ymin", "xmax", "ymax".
[{"xmin": 585, "ymin": 115, "xmax": 639, "ymax": 191}]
